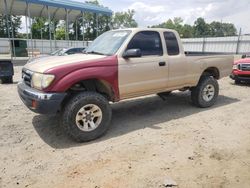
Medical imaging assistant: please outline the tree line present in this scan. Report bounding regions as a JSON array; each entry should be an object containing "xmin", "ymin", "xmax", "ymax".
[
  {"xmin": 0, "ymin": 0, "xmax": 238, "ymax": 40},
  {"xmin": 151, "ymin": 17, "xmax": 237, "ymax": 38}
]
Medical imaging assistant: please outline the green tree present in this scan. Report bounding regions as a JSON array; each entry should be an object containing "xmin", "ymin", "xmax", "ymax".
[
  {"xmin": 70, "ymin": 20, "xmax": 82, "ymax": 40},
  {"xmin": 55, "ymin": 21, "xmax": 66, "ymax": 40},
  {"xmin": 32, "ymin": 17, "xmax": 60, "ymax": 40},
  {"xmin": 151, "ymin": 17, "xmax": 193, "ymax": 38},
  {"xmin": 152, "ymin": 19, "xmax": 175, "ymax": 29},
  {"xmin": 209, "ymin": 21, "xmax": 224, "ymax": 37},
  {"xmin": 28, "ymin": 0, "xmax": 138, "ymax": 41},
  {"xmin": 181, "ymin": 24, "xmax": 194, "ymax": 38},
  {"xmin": 222, "ymin": 23, "xmax": 237, "ymax": 36},
  {"xmin": 112, "ymin": 9, "xmax": 138, "ymax": 29},
  {"xmin": 31, "ymin": 17, "xmax": 47, "ymax": 39},
  {"xmin": 209, "ymin": 21, "xmax": 237, "ymax": 37},
  {"xmin": 193, "ymin": 17, "xmax": 211, "ymax": 37},
  {"xmin": 0, "ymin": 14, "xmax": 22, "ymax": 38},
  {"xmin": 76, "ymin": 0, "xmax": 111, "ymax": 40},
  {"xmin": 149, "ymin": 17, "xmax": 237, "ymax": 38}
]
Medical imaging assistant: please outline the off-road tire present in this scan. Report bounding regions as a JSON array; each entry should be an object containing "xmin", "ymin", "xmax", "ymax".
[
  {"xmin": 61, "ymin": 91, "xmax": 112, "ymax": 142},
  {"xmin": 191, "ymin": 76, "xmax": 219, "ymax": 108}
]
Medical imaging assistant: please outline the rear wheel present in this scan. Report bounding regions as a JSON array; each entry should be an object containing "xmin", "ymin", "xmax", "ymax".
[
  {"xmin": 61, "ymin": 91, "xmax": 112, "ymax": 142},
  {"xmin": 191, "ymin": 76, "xmax": 219, "ymax": 108}
]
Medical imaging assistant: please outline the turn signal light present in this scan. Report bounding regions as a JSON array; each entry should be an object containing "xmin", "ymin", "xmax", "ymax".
[{"xmin": 31, "ymin": 100, "xmax": 37, "ymax": 109}]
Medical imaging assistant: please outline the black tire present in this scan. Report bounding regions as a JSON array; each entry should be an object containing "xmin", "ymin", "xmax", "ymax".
[
  {"xmin": 191, "ymin": 76, "xmax": 219, "ymax": 108},
  {"xmin": 235, "ymin": 79, "xmax": 241, "ymax": 85},
  {"xmin": 61, "ymin": 91, "xmax": 112, "ymax": 142}
]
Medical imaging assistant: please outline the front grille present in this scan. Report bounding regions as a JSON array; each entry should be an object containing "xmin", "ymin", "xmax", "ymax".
[
  {"xmin": 22, "ymin": 69, "xmax": 32, "ymax": 87},
  {"xmin": 240, "ymin": 64, "xmax": 250, "ymax": 71},
  {"xmin": 238, "ymin": 75, "xmax": 250, "ymax": 78}
]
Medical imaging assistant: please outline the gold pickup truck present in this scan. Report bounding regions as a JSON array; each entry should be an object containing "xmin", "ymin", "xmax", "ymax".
[{"xmin": 18, "ymin": 28, "xmax": 233, "ymax": 142}]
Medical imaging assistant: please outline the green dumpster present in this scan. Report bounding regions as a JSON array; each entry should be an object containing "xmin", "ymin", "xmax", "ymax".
[{"xmin": 11, "ymin": 40, "xmax": 28, "ymax": 57}]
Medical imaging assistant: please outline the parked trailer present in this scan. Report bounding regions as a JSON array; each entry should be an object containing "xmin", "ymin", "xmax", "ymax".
[{"xmin": 0, "ymin": 60, "xmax": 13, "ymax": 84}]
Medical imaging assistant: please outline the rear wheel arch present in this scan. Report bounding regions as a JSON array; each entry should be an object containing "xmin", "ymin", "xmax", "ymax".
[{"xmin": 201, "ymin": 67, "xmax": 220, "ymax": 80}]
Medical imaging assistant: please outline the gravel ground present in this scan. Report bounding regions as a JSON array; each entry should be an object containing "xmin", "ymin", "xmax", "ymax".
[{"xmin": 0, "ymin": 65, "xmax": 250, "ymax": 188}]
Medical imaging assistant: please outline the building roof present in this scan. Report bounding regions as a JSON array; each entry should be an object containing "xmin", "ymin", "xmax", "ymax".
[{"xmin": 0, "ymin": 0, "xmax": 112, "ymax": 21}]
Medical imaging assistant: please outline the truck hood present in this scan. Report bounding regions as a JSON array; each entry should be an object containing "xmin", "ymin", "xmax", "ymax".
[
  {"xmin": 24, "ymin": 54, "xmax": 106, "ymax": 73},
  {"xmin": 234, "ymin": 58, "xmax": 250, "ymax": 65}
]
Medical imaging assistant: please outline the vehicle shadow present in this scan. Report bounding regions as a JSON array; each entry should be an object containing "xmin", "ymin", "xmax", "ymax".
[
  {"xmin": 230, "ymin": 82, "xmax": 250, "ymax": 87},
  {"xmin": 32, "ymin": 91, "xmax": 240, "ymax": 149}
]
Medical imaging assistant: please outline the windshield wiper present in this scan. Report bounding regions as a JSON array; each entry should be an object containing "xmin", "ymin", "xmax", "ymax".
[{"xmin": 86, "ymin": 51, "xmax": 106, "ymax": 55}]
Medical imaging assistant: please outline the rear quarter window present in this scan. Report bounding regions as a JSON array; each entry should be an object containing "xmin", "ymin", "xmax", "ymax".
[{"xmin": 164, "ymin": 32, "xmax": 180, "ymax": 56}]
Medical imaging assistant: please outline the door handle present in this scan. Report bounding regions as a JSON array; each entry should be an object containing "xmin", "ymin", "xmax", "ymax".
[{"xmin": 159, "ymin": 61, "xmax": 166, "ymax": 66}]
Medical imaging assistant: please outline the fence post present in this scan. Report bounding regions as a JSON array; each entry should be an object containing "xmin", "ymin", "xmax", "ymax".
[
  {"xmin": 202, "ymin": 37, "xmax": 206, "ymax": 53},
  {"xmin": 236, "ymin": 28, "xmax": 242, "ymax": 54}
]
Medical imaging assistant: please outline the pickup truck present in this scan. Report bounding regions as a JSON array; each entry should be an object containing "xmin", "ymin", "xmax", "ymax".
[
  {"xmin": 18, "ymin": 28, "xmax": 233, "ymax": 142},
  {"xmin": 230, "ymin": 55, "xmax": 250, "ymax": 84}
]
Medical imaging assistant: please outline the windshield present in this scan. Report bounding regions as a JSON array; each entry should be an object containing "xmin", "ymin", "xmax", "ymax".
[{"xmin": 85, "ymin": 30, "xmax": 131, "ymax": 55}]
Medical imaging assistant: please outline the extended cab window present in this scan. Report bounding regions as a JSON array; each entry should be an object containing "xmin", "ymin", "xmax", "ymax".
[
  {"xmin": 164, "ymin": 32, "xmax": 180, "ymax": 55},
  {"xmin": 127, "ymin": 31, "xmax": 163, "ymax": 56}
]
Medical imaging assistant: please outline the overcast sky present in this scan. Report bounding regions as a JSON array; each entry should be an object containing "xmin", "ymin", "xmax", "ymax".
[
  {"xmin": 98, "ymin": 0, "xmax": 250, "ymax": 34},
  {"xmin": 20, "ymin": 0, "xmax": 250, "ymax": 34}
]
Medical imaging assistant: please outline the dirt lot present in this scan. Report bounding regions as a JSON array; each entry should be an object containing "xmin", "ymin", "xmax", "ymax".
[{"xmin": 0, "ymin": 65, "xmax": 250, "ymax": 188}]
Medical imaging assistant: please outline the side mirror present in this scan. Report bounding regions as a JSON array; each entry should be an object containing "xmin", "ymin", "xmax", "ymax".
[
  {"xmin": 242, "ymin": 54, "xmax": 246, "ymax": 59},
  {"xmin": 123, "ymin": 49, "xmax": 142, "ymax": 58}
]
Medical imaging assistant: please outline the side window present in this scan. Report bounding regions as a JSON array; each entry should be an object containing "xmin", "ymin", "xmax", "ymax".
[
  {"xmin": 127, "ymin": 31, "xmax": 163, "ymax": 56},
  {"xmin": 164, "ymin": 32, "xmax": 180, "ymax": 56}
]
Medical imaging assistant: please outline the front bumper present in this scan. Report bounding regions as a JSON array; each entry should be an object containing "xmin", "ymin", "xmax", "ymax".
[
  {"xmin": 230, "ymin": 73, "xmax": 250, "ymax": 81},
  {"xmin": 17, "ymin": 82, "xmax": 66, "ymax": 114}
]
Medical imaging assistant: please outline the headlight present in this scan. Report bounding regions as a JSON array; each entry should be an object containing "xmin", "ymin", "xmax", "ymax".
[
  {"xmin": 232, "ymin": 64, "xmax": 238, "ymax": 70},
  {"xmin": 31, "ymin": 73, "xmax": 55, "ymax": 90}
]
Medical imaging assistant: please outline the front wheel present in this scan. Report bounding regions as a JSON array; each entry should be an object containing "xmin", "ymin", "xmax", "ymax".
[
  {"xmin": 61, "ymin": 92, "xmax": 112, "ymax": 142},
  {"xmin": 191, "ymin": 76, "xmax": 219, "ymax": 108}
]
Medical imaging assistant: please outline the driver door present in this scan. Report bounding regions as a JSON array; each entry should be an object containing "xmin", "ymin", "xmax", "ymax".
[{"xmin": 118, "ymin": 31, "xmax": 168, "ymax": 99}]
